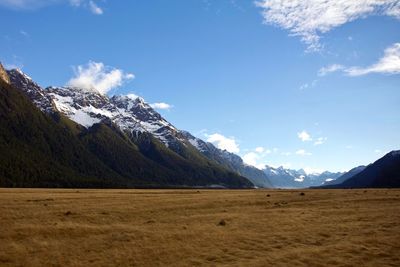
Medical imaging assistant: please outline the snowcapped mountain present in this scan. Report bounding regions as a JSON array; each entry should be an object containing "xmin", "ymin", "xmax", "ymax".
[
  {"xmin": 263, "ymin": 165, "xmax": 343, "ymax": 188},
  {"xmin": 7, "ymin": 69, "xmax": 188, "ymax": 148},
  {"xmin": 7, "ymin": 69, "xmax": 54, "ymax": 113},
  {"xmin": 7, "ymin": 68, "xmax": 272, "ymax": 188}
]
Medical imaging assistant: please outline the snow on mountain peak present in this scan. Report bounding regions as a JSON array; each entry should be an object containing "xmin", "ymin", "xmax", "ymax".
[
  {"xmin": 7, "ymin": 69, "xmax": 54, "ymax": 113},
  {"xmin": 14, "ymin": 68, "xmax": 32, "ymax": 81}
]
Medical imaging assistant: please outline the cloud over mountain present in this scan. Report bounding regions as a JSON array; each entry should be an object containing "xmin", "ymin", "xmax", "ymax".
[
  {"xmin": 206, "ymin": 133, "xmax": 240, "ymax": 153},
  {"xmin": 67, "ymin": 61, "xmax": 134, "ymax": 95}
]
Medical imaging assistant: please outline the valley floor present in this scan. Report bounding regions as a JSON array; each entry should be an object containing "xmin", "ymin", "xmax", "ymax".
[{"xmin": 0, "ymin": 188, "xmax": 399, "ymax": 266}]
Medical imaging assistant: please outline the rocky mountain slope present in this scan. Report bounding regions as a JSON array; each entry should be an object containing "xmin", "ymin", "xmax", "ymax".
[
  {"xmin": 3, "ymin": 67, "xmax": 271, "ymax": 187},
  {"xmin": 0, "ymin": 63, "xmax": 10, "ymax": 84},
  {"xmin": 5, "ymin": 68, "xmax": 272, "ymax": 188},
  {"xmin": 0, "ymin": 68, "xmax": 253, "ymax": 188}
]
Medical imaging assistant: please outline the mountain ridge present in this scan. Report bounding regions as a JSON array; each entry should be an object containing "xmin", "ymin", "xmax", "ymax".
[
  {"xmin": 3, "ymin": 67, "xmax": 267, "ymax": 188},
  {"xmin": 262, "ymin": 165, "xmax": 343, "ymax": 188},
  {"xmin": 319, "ymin": 151, "xmax": 400, "ymax": 188}
]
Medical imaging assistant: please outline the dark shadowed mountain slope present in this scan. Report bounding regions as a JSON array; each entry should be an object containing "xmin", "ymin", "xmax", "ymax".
[
  {"xmin": 1, "ymin": 70, "xmax": 252, "ymax": 188},
  {"xmin": 321, "ymin": 165, "xmax": 366, "ymax": 186},
  {"xmin": 320, "ymin": 151, "xmax": 400, "ymax": 188},
  {"xmin": 181, "ymin": 131, "xmax": 273, "ymax": 188},
  {"xmin": 0, "ymin": 78, "xmax": 127, "ymax": 187},
  {"xmin": 5, "ymin": 68, "xmax": 257, "ymax": 188}
]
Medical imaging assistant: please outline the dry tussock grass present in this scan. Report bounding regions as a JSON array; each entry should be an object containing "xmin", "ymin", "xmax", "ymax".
[{"xmin": 0, "ymin": 189, "xmax": 399, "ymax": 266}]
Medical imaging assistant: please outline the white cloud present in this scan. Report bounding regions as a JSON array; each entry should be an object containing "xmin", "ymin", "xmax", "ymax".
[
  {"xmin": 150, "ymin": 102, "xmax": 173, "ymax": 110},
  {"xmin": 281, "ymin": 152, "xmax": 291, "ymax": 156},
  {"xmin": 298, "ymin": 130, "xmax": 312, "ymax": 142},
  {"xmin": 319, "ymin": 43, "xmax": 400, "ymax": 77},
  {"xmin": 206, "ymin": 133, "xmax": 240, "ymax": 153},
  {"xmin": 296, "ymin": 149, "xmax": 312, "ymax": 156},
  {"xmin": 303, "ymin": 167, "xmax": 324, "ymax": 175},
  {"xmin": 318, "ymin": 64, "xmax": 345, "ymax": 76},
  {"xmin": 126, "ymin": 93, "xmax": 139, "ymax": 100},
  {"xmin": 256, "ymin": 0, "xmax": 400, "ymax": 51},
  {"xmin": 314, "ymin": 137, "xmax": 327, "ymax": 146},
  {"xmin": 242, "ymin": 152, "xmax": 265, "ymax": 169},
  {"xmin": 241, "ymin": 146, "xmax": 274, "ymax": 168},
  {"xmin": 346, "ymin": 43, "xmax": 400, "ymax": 76},
  {"xmin": 255, "ymin": 147, "xmax": 264, "ymax": 153},
  {"xmin": 67, "ymin": 61, "xmax": 134, "ymax": 95}
]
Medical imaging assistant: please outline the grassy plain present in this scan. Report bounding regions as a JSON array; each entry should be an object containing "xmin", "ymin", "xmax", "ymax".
[{"xmin": 0, "ymin": 188, "xmax": 399, "ymax": 266}]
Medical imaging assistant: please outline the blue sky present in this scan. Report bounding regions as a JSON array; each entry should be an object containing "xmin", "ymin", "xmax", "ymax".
[{"xmin": 0, "ymin": 0, "xmax": 399, "ymax": 173}]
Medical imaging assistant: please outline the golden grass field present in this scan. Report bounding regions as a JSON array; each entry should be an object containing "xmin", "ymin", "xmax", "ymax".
[{"xmin": 0, "ymin": 189, "xmax": 399, "ymax": 267}]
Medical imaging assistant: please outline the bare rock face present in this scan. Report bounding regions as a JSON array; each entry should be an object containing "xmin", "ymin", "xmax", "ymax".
[{"xmin": 0, "ymin": 63, "xmax": 10, "ymax": 84}]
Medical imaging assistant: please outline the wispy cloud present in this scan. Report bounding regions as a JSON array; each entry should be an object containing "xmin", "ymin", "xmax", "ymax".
[
  {"xmin": 255, "ymin": 0, "xmax": 400, "ymax": 51},
  {"xmin": 295, "ymin": 149, "xmax": 312, "ymax": 156},
  {"xmin": 299, "ymin": 79, "xmax": 317, "ymax": 90},
  {"xmin": 0, "ymin": 0, "xmax": 104, "ymax": 14},
  {"xmin": 346, "ymin": 43, "xmax": 400, "ymax": 76},
  {"xmin": 67, "ymin": 61, "xmax": 134, "ymax": 95},
  {"xmin": 319, "ymin": 43, "xmax": 400, "ymax": 76},
  {"xmin": 88, "ymin": 0, "xmax": 102, "ymax": 14},
  {"xmin": 318, "ymin": 64, "xmax": 345, "ymax": 76},
  {"xmin": 314, "ymin": 137, "xmax": 327, "ymax": 146},
  {"xmin": 206, "ymin": 133, "xmax": 240, "ymax": 153},
  {"xmin": 19, "ymin": 30, "xmax": 29, "ymax": 37},
  {"xmin": 70, "ymin": 0, "xmax": 103, "ymax": 15},
  {"xmin": 0, "ymin": 0, "xmax": 57, "ymax": 9}
]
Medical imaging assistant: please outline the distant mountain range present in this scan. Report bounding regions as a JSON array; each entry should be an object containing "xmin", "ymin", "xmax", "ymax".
[
  {"xmin": 265, "ymin": 150, "xmax": 400, "ymax": 189},
  {"xmin": 0, "ymin": 63, "xmax": 273, "ymax": 188},
  {"xmin": 262, "ymin": 165, "xmax": 343, "ymax": 188}
]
